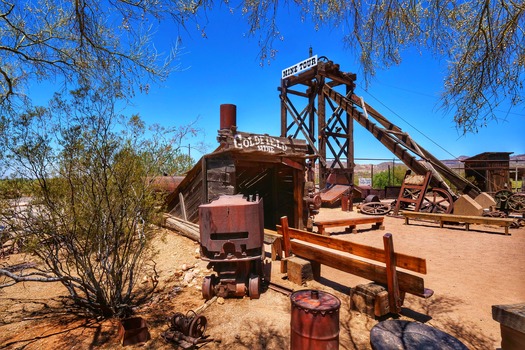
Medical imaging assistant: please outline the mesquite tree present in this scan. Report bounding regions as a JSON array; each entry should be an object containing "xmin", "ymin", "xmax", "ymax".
[{"xmin": 0, "ymin": 84, "xmax": 197, "ymax": 318}]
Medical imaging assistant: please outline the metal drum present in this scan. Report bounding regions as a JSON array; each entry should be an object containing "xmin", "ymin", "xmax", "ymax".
[{"xmin": 290, "ymin": 289, "xmax": 341, "ymax": 350}]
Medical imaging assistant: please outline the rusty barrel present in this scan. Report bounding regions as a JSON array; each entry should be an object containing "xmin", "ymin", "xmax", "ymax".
[
  {"xmin": 341, "ymin": 194, "xmax": 349, "ymax": 211},
  {"xmin": 290, "ymin": 289, "xmax": 340, "ymax": 350}
]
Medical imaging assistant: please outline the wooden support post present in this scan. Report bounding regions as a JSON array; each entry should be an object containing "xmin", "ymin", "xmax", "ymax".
[
  {"xmin": 280, "ymin": 216, "xmax": 292, "ymax": 273},
  {"xmin": 383, "ymin": 233, "xmax": 401, "ymax": 314},
  {"xmin": 271, "ymin": 238, "xmax": 283, "ymax": 261},
  {"xmin": 179, "ymin": 193, "xmax": 187, "ymax": 221},
  {"xmin": 281, "ymin": 216, "xmax": 292, "ymax": 257},
  {"xmin": 311, "ymin": 260, "xmax": 321, "ymax": 281}
]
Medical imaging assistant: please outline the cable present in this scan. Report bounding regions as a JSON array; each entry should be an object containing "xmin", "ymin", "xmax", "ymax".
[{"xmin": 358, "ymin": 83, "xmax": 462, "ymax": 161}]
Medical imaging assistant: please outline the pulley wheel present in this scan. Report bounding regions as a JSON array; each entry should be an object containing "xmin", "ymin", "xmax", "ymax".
[{"xmin": 189, "ymin": 315, "xmax": 207, "ymax": 338}]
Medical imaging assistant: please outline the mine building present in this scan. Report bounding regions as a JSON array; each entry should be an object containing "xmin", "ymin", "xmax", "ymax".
[
  {"xmin": 166, "ymin": 104, "xmax": 310, "ymax": 230},
  {"xmin": 463, "ymin": 152, "xmax": 513, "ymax": 195}
]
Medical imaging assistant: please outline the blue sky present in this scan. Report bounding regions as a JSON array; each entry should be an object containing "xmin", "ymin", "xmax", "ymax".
[{"xmin": 32, "ymin": 5, "xmax": 525, "ymax": 164}]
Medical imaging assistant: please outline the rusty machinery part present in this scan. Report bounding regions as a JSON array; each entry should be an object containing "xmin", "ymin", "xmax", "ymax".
[
  {"xmin": 482, "ymin": 210, "xmax": 508, "ymax": 218},
  {"xmin": 360, "ymin": 202, "xmax": 392, "ymax": 215},
  {"xmin": 168, "ymin": 310, "xmax": 207, "ymax": 339},
  {"xmin": 189, "ymin": 314, "xmax": 207, "ymax": 338},
  {"xmin": 508, "ymin": 193, "xmax": 525, "ymax": 213},
  {"xmin": 305, "ymin": 193, "xmax": 322, "ymax": 210},
  {"xmin": 363, "ymin": 194, "xmax": 380, "ymax": 203},
  {"xmin": 202, "ymin": 275, "xmax": 216, "ymax": 301},
  {"xmin": 248, "ymin": 274, "xmax": 261, "ymax": 299},
  {"xmin": 420, "ymin": 188, "xmax": 454, "ymax": 214},
  {"xmin": 494, "ymin": 189, "xmax": 513, "ymax": 211},
  {"xmin": 510, "ymin": 218, "xmax": 525, "ymax": 229},
  {"xmin": 161, "ymin": 330, "xmax": 216, "ymax": 349}
]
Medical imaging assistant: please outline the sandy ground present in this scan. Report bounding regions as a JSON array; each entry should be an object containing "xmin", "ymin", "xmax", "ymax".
[{"xmin": 1, "ymin": 207, "xmax": 524, "ymax": 349}]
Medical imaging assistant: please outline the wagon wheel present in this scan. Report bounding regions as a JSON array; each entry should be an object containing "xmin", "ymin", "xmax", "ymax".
[
  {"xmin": 202, "ymin": 275, "xmax": 215, "ymax": 301},
  {"xmin": 248, "ymin": 274, "xmax": 261, "ymax": 299},
  {"xmin": 508, "ymin": 193, "xmax": 525, "ymax": 213},
  {"xmin": 420, "ymin": 188, "xmax": 454, "ymax": 214},
  {"xmin": 399, "ymin": 188, "xmax": 423, "ymax": 210},
  {"xmin": 360, "ymin": 202, "xmax": 391, "ymax": 215},
  {"xmin": 189, "ymin": 315, "xmax": 207, "ymax": 338}
]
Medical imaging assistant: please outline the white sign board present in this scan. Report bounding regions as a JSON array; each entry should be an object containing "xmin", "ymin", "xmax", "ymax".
[
  {"xmin": 359, "ymin": 178, "xmax": 372, "ymax": 187},
  {"xmin": 282, "ymin": 55, "xmax": 318, "ymax": 79}
]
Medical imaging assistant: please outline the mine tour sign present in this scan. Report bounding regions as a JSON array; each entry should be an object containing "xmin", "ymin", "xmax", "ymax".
[{"xmin": 282, "ymin": 55, "xmax": 318, "ymax": 79}]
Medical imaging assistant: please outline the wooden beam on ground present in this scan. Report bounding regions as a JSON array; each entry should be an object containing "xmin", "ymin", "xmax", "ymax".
[
  {"xmin": 276, "ymin": 225, "xmax": 426, "ymax": 274},
  {"xmin": 162, "ymin": 213, "xmax": 200, "ymax": 242}
]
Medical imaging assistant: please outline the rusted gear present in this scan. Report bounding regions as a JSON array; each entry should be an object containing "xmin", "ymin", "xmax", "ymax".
[{"xmin": 508, "ymin": 193, "xmax": 525, "ymax": 213}]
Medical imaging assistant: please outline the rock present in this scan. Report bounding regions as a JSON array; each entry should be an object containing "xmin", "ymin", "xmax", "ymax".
[{"xmin": 183, "ymin": 270, "xmax": 196, "ymax": 284}]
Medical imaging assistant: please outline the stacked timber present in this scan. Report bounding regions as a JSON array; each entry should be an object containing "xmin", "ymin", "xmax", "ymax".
[{"xmin": 162, "ymin": 214, "xmax": 200, "ymax": 242}]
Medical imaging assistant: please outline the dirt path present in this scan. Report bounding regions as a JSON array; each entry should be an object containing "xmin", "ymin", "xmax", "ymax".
[{"xmin": 1, "ymin": 208, "xmax": 524, "ymax": 349}]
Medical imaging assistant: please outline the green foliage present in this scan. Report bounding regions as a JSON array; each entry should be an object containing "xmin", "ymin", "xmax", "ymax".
[
  {"xmin": 0, "ymin": 84, "xmax": 198, "ymax": 318},
  {"xmin": 0, "ymin": 178, "xmax": 33, "ymax": 198},
  {"xmin": 372, "ymin": 166, "xmax": 407, "ymax": 189}
]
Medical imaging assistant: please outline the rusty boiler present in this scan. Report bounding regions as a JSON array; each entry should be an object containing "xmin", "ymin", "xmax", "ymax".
[
  {"xmin": 290, "ymin": 289, "xmax": 341, "ymax": 350},
  {"xmin": 199, "ymin": 194, "xmax": 264, "ymax": 300}
]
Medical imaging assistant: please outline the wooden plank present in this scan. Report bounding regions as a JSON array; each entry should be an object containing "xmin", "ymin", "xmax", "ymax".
[
  {"xmin": 401, "ymin": 211, "xmax": 516, "ymax": 225},
  {"xmin": 314, "ymin": 217, "xmax": 383, "ymax": 227},
  {"xmin": 313, "ymin": 217, "xmax": 384, "ymax": 235},
  {"xmin": 319, "ymin": 184, "xmax": 351, "ymax": 204},
  {"xmin": 276, "ymin": 225, "xmax": 427, "ymax": 274},
  {"xmin": 290, "ymin": 240, "xmax": 426, "ymax": 296}
]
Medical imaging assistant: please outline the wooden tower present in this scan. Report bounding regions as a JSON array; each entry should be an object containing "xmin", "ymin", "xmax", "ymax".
[{"xmin": 279, "ymin": 56, "xmax": 357, "ymax": 188}]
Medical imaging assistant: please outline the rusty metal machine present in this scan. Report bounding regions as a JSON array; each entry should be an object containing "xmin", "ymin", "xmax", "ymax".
[
  {"xmin": 161, "ymin": 310, "xmax": 216, "ymax": 348},
  {"xmin": 199, "ymin": 194, "xmax": 264, "ymax": 300}
]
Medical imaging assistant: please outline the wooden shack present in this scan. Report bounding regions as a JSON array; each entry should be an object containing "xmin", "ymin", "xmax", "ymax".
[
  {"xmin": 463, "ymin": 152, "xmax": 512, "ymax": 194},
  {"xmin": 166, "ymin": 128, "xmax": 309, "ymax": 230}
]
